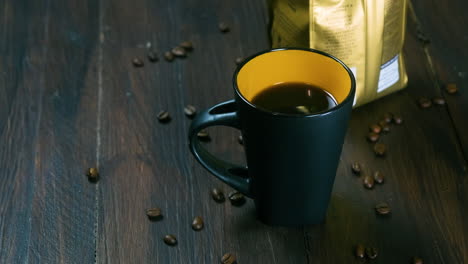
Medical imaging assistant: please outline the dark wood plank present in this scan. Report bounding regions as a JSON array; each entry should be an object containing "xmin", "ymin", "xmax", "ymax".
[
  {"xmin": 409, "ymin": 0, "xmax": 468, "ymax": 161},
  {"xmin": 304, "ymin": 7, "xmax": 468, "ymax": 264},
  {"xmin": 23, "ymin": 0, "xmax": 100, "ymax": 263},
  {"xmin": 97, "ymin": 0, "xmax": 307, "ymax": 263}
]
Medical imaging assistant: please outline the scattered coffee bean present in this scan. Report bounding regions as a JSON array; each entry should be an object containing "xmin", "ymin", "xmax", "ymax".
[
  {"xmin": 373, "ymin": 171, "xmax": 384, "ymax": 184},
  {"xmin": 163, "ymin": 234, "xmax": 177, "ymax": 246},
  {"xmin": 228, "ymin": 191, "xmax": 246, "ymax": 206},
  {"xmin": 432, "ymin": 96, "xmax": 446, "ymax": 105},
  {"xmin": 367, "ymin": 132, "xmax": 380, "ymax": 143},
  {"xmin": 179, "ymin": 41, "xmax": 193, "ymax": 50},
  {"xmin": 383, "ymin": 113, "xmax": 393, "ymax": 123},
  {"xmin": 157, "ymin": 110, "xmax": 171, "ymax": 123},
  {"xmin": 351, "ymin": 162, "xmax": 361, "ymax": 175},
  {"xmin": 412, "ymin": 257, "xmax": 424, "ymax": 264},
  {"xmin": 418, "ymin": 97, "xmax": 432, "ymax": 108},
  {"xmin": 446, "ymin": 83, "xmax": 458, "ymax": 94},
  {"xmin": 164, "ymin": 51, "xmax": 174, "ymax": 62},
  {"xmin": 211, "ymin": 188, "xmax": 225, "ymax": 203},
  {"xmin": 146, "ymin": 208, "xmax": 163, "ymax": 221},
  {"xmin": 221, "ymin": 253, "xmax": 237, "ymax": 264},
  {"xmin": 184, "ymin": 105, "xmax": 197, "ymax": 118},
  {"xmin": 381, "ymin": 124, "xmax": 390, "ymax": 133},
  {"xmin": 365, "ymin": 247, "xmax": 378, "ymax": 259},
  {"xmin": 238, "ymin": 135, "xmax": 243, "ymax": 145},
  {"xmin": 191, "ymin": 216, "xmax": 204, "ymax": 231},
  {"xmin": 218, "ymin": 22, "xmax": 230, "ymax": 33},
  {"xmin": 171, "ymin": 46, "xmax": 186, "ymax": 57},
  {"xmin": 355, "ymin": 244, "xmax": 365, "ymax": 259},
  {"xmin": 235, "ymin": 57, "xmax": 244, "ymax": 65},
  {"xmin": 374, "ymin": 143, "xmax": 386, "ymax": 157},
  {"xmin": 197, "ymin": 130, "xmax": 211, "ymax": 141},
  {"xmin": 86, "ymin": 167, "xmax": 99, "ymax": 182},
  {"xmin": 147, "ymin": 51, "xmax": 159, "ymax": 62},
  {"xmin": 369, "ymin": 124, "xmax": 382, "ymax": 134},
  {"xmin": 393, "ymin": 114, "xmax": 403, "ymax": 125},
  {"xmin": 375, "ymin": 202, "xmax": 391, "ymax": 215},
  {"xmin": 363, "ymin": 175, "xmax": 375, "ymax": 189},
  {"xmin": 132, "ymin": 58, "xmax": 144, "ymax": 67}
]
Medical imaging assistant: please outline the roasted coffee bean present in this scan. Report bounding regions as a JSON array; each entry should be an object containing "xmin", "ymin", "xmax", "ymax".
[
  {"xmin": 171, "ymin": 46, "xmax": 186, "ymax": 57},
  {"xmin": 351, "ymin": 162, "xmax": 361, "ymax": 175},
  {"xmin": 132, "ymin": 58, "xmax": 144, "ymax": 67},
  {"xmin": 363, "ymin": 175, "xmax": 375, "ymax": 189},
  {"xmin": 418, "ymin": 97, "xmax": 432, "ymax": 108},
  {"xmin": 197, "ymin": 130, "xmax": 211, "ymax": 141},
  {"xmin": 446, "ymin": 83, "xmax": 458, "ymax": 94},
  {"xmin": 412, "ymin": 257, "xmax": 424, "ymax": 264},
  {"xmin": 383, "ymin": 113, "xmax": 393, "ymax": 123},
  {"xmin": 221, "ymin": 253, "xmax": 237, "ymax": 264},
  {"xmin": 228, "ymin": 191, "xmax": 246, "ymax": 206},
  {"xmin": 355, "ymin": 244, "xmax": 365, "ymax": 258},
  {"xmin": 393, "ymin": 114, "xmax": 403, "ymax": 125},
  {"xmin": 365, "ymin": 247, "xmax": 378, "ymax": 259},
  {"xmin": 191, "ymin": 216, "xmax": 204, "ymax": 231},
  {"xmin": 164, "ymin": 51, "xmax": 174, "ymax": 62},
  {"xmin": 86, "ymin": 167, "xmax": 99, "ymax": 182},
  {"xmin": 179, "ymin": 41, "xmax": 193, "ymax": 50},
  {"xmin": 373, "ymin": 171, "xmax": 384, "ymax": 184},
  {"xmin": 235, "ymin": 57, "xmax": 244, "ymax": 65},
  {"xmin": 147, "ymin": 51, "xmax": 159, "ymax": 62},
  {"xmin": 146, "ymin": 208, "xmax": 163, "ymax": 221},
  {"xmin": 218, "ymin": 22, "xmax": 230, "ymax": 33},
  {"xmin": 163, "ymin": 234, "xmax": 177, "ymax": 246},
  {"xmin": 374, "ymin": 143, "xmax": 386, "ymax": 156},
  {"xmin": 381, "ymin": 124, "xmax": 390, "ymax": 133},
  {"xmin": 375, "ymin": 202, "xmax": 391, "ymax": 215},
  {"xmin": 184, "ymin": 105, "xmax": 197, "ymax": 118},
  {"xmin": 432, "ymin": 96, "xmax": 446, "ymax": 106},
  {"xmin": 367, "ymin": 132, "xmax": 380, "ymax": 142},
  {"xmin": 238, "ymin": 135, "xmax": 243, "ymax": 145},
  {"xmin": 369, "ymin": 124, "xmax": 382, "ymax": 134},
  {"xmin": 211, "ymin": 188, "xmax": 225, "ymax": 203},
  {"xmin": 157, "ymin": 110, "xmax": 171, "ymax": 123}
]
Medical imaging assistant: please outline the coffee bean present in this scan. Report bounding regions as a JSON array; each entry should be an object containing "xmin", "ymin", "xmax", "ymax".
[
  {"xmin": 432, "ymin": 96, "xmax": 446, "ymax": 105},
  {"xmin": 355, "ymin": 244, "xmax": 365, "ymax": 258},
  {"xmin": 351, "ymin": 162, "xmax": 361, "ymax": 175},
  {"xmin": 446, "ymin": 83, "xmax": 458, "ymax": 94},
  {"xmin": 157, "ymin": 110, "xmax": 171, "ymax": 123},
  {"xmin": 191, "ymin": 216, "xmax": 204, "ymax": 231},
  {"xmin": 218, "ymin": 22, "xmax": 230, "ymax": 33},
  {"xmin": 373, "ymin": 171, "xmax": 384, "ymax": 184},
  {"xmin": 235, "ymin": 57, "xmax": 244, "ymax": 65},
  {"xmin": 221, "ymin": 253, "xmax": 237, "ymax": 264},
  {"xmin": 179, "ymin": 41, "xmax": 193, "ymax": 51},
  {"xmin": 412, "ymin": 257, "xmax": 424, "ymax": 264},
  {"xmin": 381, "ymin": 124, "xmax": 390, "ymax": 133},
  {"xmin": 363, "ymin": 175, "xmax": 375, "ymax": 189},
  {"xmin": 197, "ymin": 130, "xmax": 211, "ymax": 141},
  {"xmin": 375, "ymin": 202, "xmax": 391, "ymax": 215},
  {"xmin": 374, "ymin": 143, "xmax": 386, "ymax": 156},
  {"xmin": 365, "ymin": 247, "xmax": 378, "ymax": 259},
  {"xmin": 184, "ymin": 105, "xmax": 197, "ymax": 118},
  {"xmin": 418, "ymin": 97, "xmax": 432, "ymax": 108},
  {"xmin": 147, "ymin": 51, "xmax": 159, "ymax": 62},
  {"xmin": 238, "ymin": 135, "xmax": 243, "ymax": 145},
  {"xmin": 171, "ymin": 46, "xmax": 186, "ymax": 57},
  {"xmin": 164, "ymin": 51, "xmax": 174, "ymax": 62},
  {"xmin": 367, "ymin": 132, "xmax": 380, "ymax": 142},
  {"xmin": 228, "ymin": 191, "xmax": 246, "ymax": 206},
  {"xmin": 369, "ymin": 124, "xmax": 382, "ymax": 134},
  {"xmin": 146, "ymin": 208, "xmax": 163, "ymax": 221},
  {"xmin": 393, "ymin": 114, "xmax": 403, "ymax": 125},
  {"xmin": 383, "ymin": 113, "xmax": 393, "ymax": 123},
  {"xmin": 132, "ymin": 58, "xmax": 144, "ymax": 67},
  {"xmin": 86, "ymin": 167, "xmax": 99, "ymax": 182},
  {"xmin": 211, "ymin": 188, "xmax": 225, "ymax": 203},
  {"xmin": 163, "ymin": 234, "xmax": 177, "ymax": 246}
]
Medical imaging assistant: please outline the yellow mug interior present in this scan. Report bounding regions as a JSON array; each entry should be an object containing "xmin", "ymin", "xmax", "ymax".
[{"xmin": 236, "ymin": 49, "xmax": 353, "ymax": 107}]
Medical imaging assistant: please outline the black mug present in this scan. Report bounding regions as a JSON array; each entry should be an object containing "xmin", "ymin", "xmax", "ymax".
[{"xmin": 189, "ymin": 48, "xmax": 355, "ymax": 226}]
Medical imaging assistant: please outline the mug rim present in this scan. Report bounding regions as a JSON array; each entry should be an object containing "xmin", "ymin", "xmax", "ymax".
[{"xmin": 232, "ymin": 47, "xmax": 356, "ymax": 118}]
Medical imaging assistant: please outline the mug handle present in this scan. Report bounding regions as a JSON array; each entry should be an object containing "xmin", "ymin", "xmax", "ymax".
[{"xmin": 188, "ymin": 100, "xmax": 252, "ymax": 197}]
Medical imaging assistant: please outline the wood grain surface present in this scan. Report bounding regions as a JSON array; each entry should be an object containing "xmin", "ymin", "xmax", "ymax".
[{"xmin": 0, "ymin": 0, "xmax": 467, "ymax": 263}]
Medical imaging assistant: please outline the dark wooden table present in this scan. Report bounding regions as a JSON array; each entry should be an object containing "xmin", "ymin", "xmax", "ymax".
[{"xmin": 1, "ymin": 0, "xmax": 467, "ymax": 263}]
